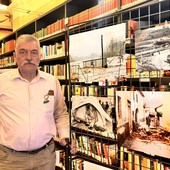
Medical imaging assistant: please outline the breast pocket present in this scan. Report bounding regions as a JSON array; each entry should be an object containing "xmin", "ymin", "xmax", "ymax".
[{"xmin": 43, "ymin": 95, "xmax": 55, "ymax": 113}]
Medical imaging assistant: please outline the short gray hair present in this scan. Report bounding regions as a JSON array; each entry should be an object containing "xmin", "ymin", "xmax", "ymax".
[{"xmin": 15, "ymin": 34, "xmax": 40, "ymax": 49}]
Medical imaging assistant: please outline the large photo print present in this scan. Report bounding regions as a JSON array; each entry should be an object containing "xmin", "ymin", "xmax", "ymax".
[
  {"xmin": 116, "ymin": 91, "xmax": 170, "ymax": 159},
  {"xmin": 69, "ymin": 23, "xmax": 127, "ymax": 83},
  {"xmin": 135, "ymin": 24, "xmax": 170, "ymax": 72}
]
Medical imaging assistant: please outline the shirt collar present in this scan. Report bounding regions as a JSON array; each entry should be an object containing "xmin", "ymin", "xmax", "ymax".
[{"xmin": 11, "ymin": 68, "xmax": 46, "ymax": 81}]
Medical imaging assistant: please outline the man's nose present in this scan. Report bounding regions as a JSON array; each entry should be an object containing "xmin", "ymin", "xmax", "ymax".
[{"xmin": 25, "ymin": 51, "xmax": 32, "ymax": 59}]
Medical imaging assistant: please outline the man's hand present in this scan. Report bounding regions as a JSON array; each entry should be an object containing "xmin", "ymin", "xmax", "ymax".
[{"xmin": 60, "ymin": 138, "xmax": 77, "ymax": 154}]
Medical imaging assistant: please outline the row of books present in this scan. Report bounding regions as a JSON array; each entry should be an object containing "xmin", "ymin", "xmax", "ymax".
[
  {"xmin": 39, "ymin": 64, "xmax": 67, "ymax": 80},
  {"xmin": 71, "ymin": 81, "xmax": 170, "ymax": 97},
  {"xmin": 34, "ymin": 0, "xmax": 116, "ymax": 39},
  {"xmin": 121, "ymin": 0, "xmax": 149, "ymax": 9},
  {"xmin": 71, "ymin": 84, "xmax": 116, "ymax": 97},
  {"xmin": 40, "ymin": 41, "xmax": 65, "ymax": 59},
  {"xmin": 0, "ymin": 56, "xmax": 16, "ymax": 68},
  {"xmin": 36, "ymin": 18, "xmax": 65, "ymax": 39},
  {"xmin": 72, "ymin": 132, "xmax": 118, "ymax": 166},
  {"xmin": 34, "ymin": 0, "xmax": 143, "ymax": 39},
  {"xmin": 55, "ymin": 149, "xmax": 65, "ymax": 169},
  {"xmin": 120, "ymin": 147, "xmax": 170, "ymax": 170},
  {"xmin": 0, "ymin": 39, "xmax": 15, "ymax": 55},
  {"xmin": 68, "ymin": 0, "xmax": 118, "ymax": 26},
  {"xmin": 56, "ymin": 150, "xmax": 84, "ymax": 170},
  {"xmin": 68, "ymin": 0, "xmax": 146, "ymax": 26}
]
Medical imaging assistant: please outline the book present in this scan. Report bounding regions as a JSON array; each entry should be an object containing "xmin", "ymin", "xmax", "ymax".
[
  {"xmin": 141, "ymin": 156, "xmax": 151, "ymax": 170},
  {"xmin": 127, "ymin": 20, "xmax": 137, "ymax": 43},
  {"xmin": 120, "ymin": 147, "xmax": 133, "ymax": 170},
  {"xmin": 102, "ymin": 143, "xmax": 110, "ymax": 164},
  {"xmin": 89, "ymin": 138, "xmax": 98, "ymax": 158},
  {"xmin": 82, "ymin": 135, "xmax": 91, "ymax": 156},
  {"xmin": 55, "ymin": 149, "xmax": 65, "ymax": 168},
  {"xmin": 72, "ymin": 158, "xmax": 83, "ymax": 170},
  {"xmin": 133, "ymin": 153, "xmax": 140, "ymax": 170},
  {"xmin": 91, "ymin": 139, "xmax": 102, "ymax": 161},
  {"xmin": 126, "ymin": 55, "xmax": 136, "ymax": 77}
]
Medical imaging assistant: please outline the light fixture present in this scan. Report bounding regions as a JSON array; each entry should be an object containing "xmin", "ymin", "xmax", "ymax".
[{"xmin": 0, "ymin": 0, "xmax": 11, "ymax": 10}]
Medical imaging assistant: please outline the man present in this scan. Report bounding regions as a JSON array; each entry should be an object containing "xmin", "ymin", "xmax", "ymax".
[{"xmin": 0, "ymin": 34, "xmax": 76, "ymax": 170}]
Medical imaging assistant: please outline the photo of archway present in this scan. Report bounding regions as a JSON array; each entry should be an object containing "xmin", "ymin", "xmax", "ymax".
[{"xmin": 116, "ymin": 91, "xmax": 170, "ymax": 159}]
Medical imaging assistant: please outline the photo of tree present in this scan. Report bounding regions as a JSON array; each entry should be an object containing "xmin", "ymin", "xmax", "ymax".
[{"xmin": 69, "ymin": 23, "xmax": 126, "ymax": 83}]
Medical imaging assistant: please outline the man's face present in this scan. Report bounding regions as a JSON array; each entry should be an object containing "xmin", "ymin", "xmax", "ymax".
[{"xmin": 14, "ymin": 41, "xmax": 41, "ymax": 73}]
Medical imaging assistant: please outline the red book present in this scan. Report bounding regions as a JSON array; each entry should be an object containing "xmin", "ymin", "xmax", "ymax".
[
  {"xmin": 102, "ymin": 143, "xmax": 110, "ymax": 164},
  {"xmin": 71, "ymin": 14, "xmax": 79, "ymax": 25},
  {"xmin": 89, "ymin": 4, "xmax": 102, "ymax": 19},
  {"xmin": 95, "ymin": 141, "xmax": 101, "ymax": 156},
  {"xmin": 111, "ymin": 0, "xmax": 118, "ymax": 10},
  {"xmin": 78, "ymin": 9, "xmax": 89, "ymax": 23},
  {"xmin": 127, "ymin": 20, "xmax": 137, "ymax": 40}
]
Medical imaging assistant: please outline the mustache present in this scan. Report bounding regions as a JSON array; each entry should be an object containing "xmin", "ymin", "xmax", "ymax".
[{"xmin": 23, "ymin": 60, "xmax": 38, "ymax": 66}]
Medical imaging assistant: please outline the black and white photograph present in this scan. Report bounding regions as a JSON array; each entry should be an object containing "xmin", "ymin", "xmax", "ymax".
[
  {"xmin": 69, "ymin": 23, "xmax": 127, "ymax": 83},
  {"xmin": 135, "ymin": 24, "xmax": 170, "ymax": 72},
  {"xmin": 71, "ymin": 96, "xmax": 116, "ymax": 139}
]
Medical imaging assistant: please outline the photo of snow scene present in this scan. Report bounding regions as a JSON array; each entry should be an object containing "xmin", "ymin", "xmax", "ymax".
[
  {"xmin": 116, "ymin": 91, "xmax": 170, "ymax": 158},
  {"xmin": 135, "ymin": 24, "xmax": 170, "ymax": 72},
  {"xmin": 69, "ymin": 23, "xmax": 127, "ymax": 83}
]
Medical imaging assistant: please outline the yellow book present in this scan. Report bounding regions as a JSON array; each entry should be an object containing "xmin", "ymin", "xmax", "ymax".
[
  {"xmin": 133, "ymin": 154, "xmax": 140, "ymax": 170},
  {"xmin": 128, "ymin": 151, "xmax": 133, "ymax": 170},
  {"xmin": 74, "ymin": 85, "xmax": 81, "ymax": 95},
  {"xmin": 154, "ymin": 159, "xmax": 161, "ymax": 170},
  {"xmin": 120, "ymin": 147, "xmax": 125, "ymax": 169},
  {"xmin": 141, "ymin": 156, "xmax": 150, "ymax": 170}
]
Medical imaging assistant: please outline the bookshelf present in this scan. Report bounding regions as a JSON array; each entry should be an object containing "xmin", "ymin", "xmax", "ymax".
[
  {"xmin": 0, "ymin": 0, "xmax": 170, "ymax": 169},
  {"xmin": 68, "ymin": 0, "xmax": 170, "ymax": 169}
]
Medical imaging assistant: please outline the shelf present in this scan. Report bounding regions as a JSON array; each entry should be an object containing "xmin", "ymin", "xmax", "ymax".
[
  {"xmin": 0, "ymin": 1, "xmax": 170, "ymax": 169},
  {"xmin": 72, "ymin": 126, "xmax": 117, "ymax": 143},
  {"xmin": 40, "ymin": 55, "xmax": 68, "ymax": 65},
  {"xmin": 39, "ymin": 31, "xmax": 66, "ymax": 46},
  {"xmin": 0, "ymin": 50, "xmax": 14, "ymax": 58}
]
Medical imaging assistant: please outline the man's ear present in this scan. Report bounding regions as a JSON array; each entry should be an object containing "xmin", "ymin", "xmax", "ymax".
[{"xmin": 40, "ymin": 52, "xmax": 42, "ymax": 59}]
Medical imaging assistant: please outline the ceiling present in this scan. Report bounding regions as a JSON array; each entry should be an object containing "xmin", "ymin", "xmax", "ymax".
[{"xmin": 0, "ymin": 0, "xmax": 55, "ymax": 30}]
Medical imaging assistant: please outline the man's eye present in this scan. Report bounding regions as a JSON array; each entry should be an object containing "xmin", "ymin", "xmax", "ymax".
[
  {"xmin": 19, "ymin": 50, "xmax": 27, "ymax": 55},
  {"xmin": 31, "ymin": 51, "xmax": 38, "ymax": 55}
]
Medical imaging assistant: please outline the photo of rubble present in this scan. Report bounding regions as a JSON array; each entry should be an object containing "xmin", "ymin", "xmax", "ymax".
[
  {"xmin": 71, "ymin": 96, "xmax": 116, "ymax": 139},
  {"xmin": 135, "ymin": 24, "xmax": 170, "ymax": 72},
  {"xmin": 69, "ymin": 23, "xmax": 127, "ymax": 83},
  {"xmin": 116, "ymin": 91, "xmax": 170, "ymax": 158}
]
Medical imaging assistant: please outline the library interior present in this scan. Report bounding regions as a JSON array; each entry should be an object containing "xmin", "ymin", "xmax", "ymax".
[{"xmin": 0, "ymin": 0, "xmax": 170, "ymax": 170}]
